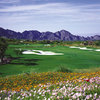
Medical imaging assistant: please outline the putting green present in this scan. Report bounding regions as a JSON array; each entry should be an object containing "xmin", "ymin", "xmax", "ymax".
[{"xmin": 0, "ymin": 44, "xmax": 100, "ymax": 77}]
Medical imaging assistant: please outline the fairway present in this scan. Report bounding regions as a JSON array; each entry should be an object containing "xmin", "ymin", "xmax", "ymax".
[{"xmin": 0, "ymin": 44, "xmax": 100, "ymax": 77}]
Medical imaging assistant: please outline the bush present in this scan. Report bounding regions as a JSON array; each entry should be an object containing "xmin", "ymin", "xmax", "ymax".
[
  {"xmin": 95, "ymin": 41, "xmax": 100, "ymax": 46},
  {"xmin": 14, "ymin": 49, "xmax": 23, "ymax": 55},
  {"xmin": 57, "ymin": 66, "xmax": 72, "ymax": 73},
  {"xmin": 0, "ymin": 38, "xmax": 8, "ymax": 63}
]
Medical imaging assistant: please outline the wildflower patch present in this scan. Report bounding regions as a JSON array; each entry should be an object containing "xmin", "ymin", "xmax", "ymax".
[{"xmin": 0, "ymin": 71, "xmax": 100, "ymax": 100}]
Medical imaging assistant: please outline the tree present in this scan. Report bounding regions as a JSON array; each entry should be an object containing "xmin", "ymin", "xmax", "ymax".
[
  {"xmin": 0, "ymin": 38, "xmax": 8, "ymax": 63},
  {"xmin": 95, "ymin": 41, "xmax": 100, "ymax": 46}
]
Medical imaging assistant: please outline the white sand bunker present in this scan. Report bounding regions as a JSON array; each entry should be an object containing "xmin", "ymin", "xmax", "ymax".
[
  {"xmin": 69, "ymin": 46, "xmax": 80, "ymax": 49},
  {"xmin": 79, "ymin": 47, "xmax": 93, "ymax": 50},
  {"xmin": 22, "ymin": 50, "xmax": 63, "ymax": 55},
  {"xmin": 44, "ymin": 44, "xmax": 51, "ymax": 46},
  {"xmin": 69, "ymin": 46, "xmax": 100, "ymax": 52},
  {"xmin": 95, "ymin": 49, "xmax": 100, "ymax": 51},
  {"xmin": 69, "ymin": 46, "xmax": 93, "ymax": 50}
]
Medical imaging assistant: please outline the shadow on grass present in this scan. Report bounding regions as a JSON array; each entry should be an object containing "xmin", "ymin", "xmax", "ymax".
[
  {"xmin": 9, "ymin": 62, "xmax": 38, "ymax": 66},
  {"xmin": 9, "ymin": 58, "xmax": 40, "ymax": 66},
  {"xmin": 0, "ymin": 72, "xmax": 4, "ymax": 75},
  {"xmin": 24, "ymin": 59, "xmax": 39, "ymax": 62}
]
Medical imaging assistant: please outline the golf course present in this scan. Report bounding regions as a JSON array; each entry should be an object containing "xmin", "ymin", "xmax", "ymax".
[
  {"xmin": 0, "ymin": 42, "xmax": 100, "ymax": 100},
  {"xmin": 0, "ymin": 43, "xmax": 100, "ymax": 77}
]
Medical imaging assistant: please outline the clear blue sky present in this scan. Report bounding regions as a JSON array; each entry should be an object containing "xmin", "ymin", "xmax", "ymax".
[{"xmin": 0, "ymin": 0, "xmax": 100, "ymax": 36}]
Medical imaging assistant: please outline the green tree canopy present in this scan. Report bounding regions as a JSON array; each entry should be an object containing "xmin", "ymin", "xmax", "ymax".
[{"xmin": 0, "ymin": 38, "xmax": 8, "ymax": 63}]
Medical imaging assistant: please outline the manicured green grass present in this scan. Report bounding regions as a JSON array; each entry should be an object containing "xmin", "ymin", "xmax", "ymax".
[{"xmin": 0, "ymin": 44, "xmax": 100, "ymax": 77}]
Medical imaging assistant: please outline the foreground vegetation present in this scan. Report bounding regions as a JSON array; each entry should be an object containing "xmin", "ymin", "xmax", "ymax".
[{"xmin": 0, "ymin": 71, "xmax": 100, "ymax": 100}]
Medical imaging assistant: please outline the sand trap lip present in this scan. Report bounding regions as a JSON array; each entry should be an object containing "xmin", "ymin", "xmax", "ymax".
[{"xmin": 22, "ymin": 50, "xmax": 63, "ymax": 55}]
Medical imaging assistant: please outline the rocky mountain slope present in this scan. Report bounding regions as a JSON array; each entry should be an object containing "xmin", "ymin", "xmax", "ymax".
[{"xmin": 0, "ymin": 27, "xmax": 100, "ymax": 41}]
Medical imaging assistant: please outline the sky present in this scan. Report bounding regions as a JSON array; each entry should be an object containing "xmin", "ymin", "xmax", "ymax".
[{"xmin": 0, "ymin": 0, "xmax": 100, "ymax": 36}]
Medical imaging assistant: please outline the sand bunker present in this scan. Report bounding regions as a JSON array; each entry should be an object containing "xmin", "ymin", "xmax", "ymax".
[
  {"xmin": 70, "ymin": 46, "xmax": 93, "ymax": 50},
  {"xmin": 69, "ymin": 46, "xmax": 94, "ymax": 51},
  {"xmin": 79, "ymin": 47, "xmax": 93, "ymax": 50},
  {"xmin": 69, "ymin": 46, "xmax": 80, "ymax": 49},
  {"xmin": 69, "ymin": 46, "xmax": 100, "ymax": 52},
  {"xmin": 22, "ymin": 50, "xmax": 63, "ymax": 55},
  {"xmin": 44, "ymin": 44, "xmax": 51, "ymax": 46},
  {"xmin": 79, "ymin": 47, "xmax": 87, "ymax": 50},
  {"xmin": 95, "ymin": 49, "xmax": 100, "ymax": 51}
]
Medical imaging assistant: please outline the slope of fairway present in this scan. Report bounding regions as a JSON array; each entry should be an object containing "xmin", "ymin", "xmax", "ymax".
[{"xmin": 0, "ymin": 44, "xmax": 100, "ymax": 77}]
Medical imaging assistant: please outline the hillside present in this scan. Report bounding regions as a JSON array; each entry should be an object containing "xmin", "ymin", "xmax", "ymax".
[{"xmin": 0, "ymin": 27, "xmax": 100, "ymax": 41}]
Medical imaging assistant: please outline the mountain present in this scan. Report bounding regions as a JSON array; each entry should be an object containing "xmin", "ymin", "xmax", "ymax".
[{"xmin": 0, "ymin": 27, "xmax": 100, "ymax": 41}]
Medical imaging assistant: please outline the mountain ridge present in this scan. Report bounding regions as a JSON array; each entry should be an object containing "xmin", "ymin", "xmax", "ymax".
[{"xmin": 0, "ymin": 27, "xmax": 100, "ymax": 41}]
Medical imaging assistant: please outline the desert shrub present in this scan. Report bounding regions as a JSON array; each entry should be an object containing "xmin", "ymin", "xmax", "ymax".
[
  {"xmin": 57, "ymin": 66, "xmax": 72, "ymax": 73},
  {"xmin": 95, "ymin": 41, "xmax": 100, "ymax": 46},
  {"xmin": 14, "ymin": 49, "xmax": 23, "ymax": 55}
]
